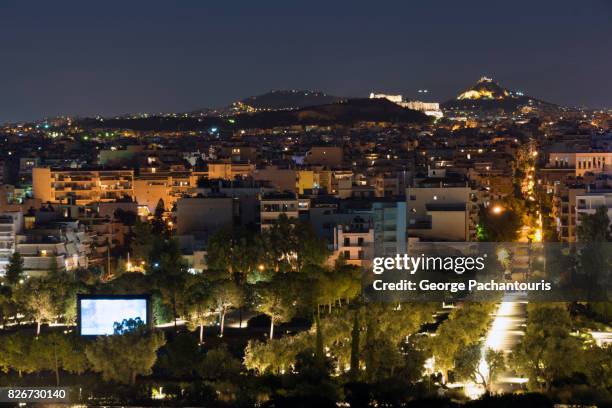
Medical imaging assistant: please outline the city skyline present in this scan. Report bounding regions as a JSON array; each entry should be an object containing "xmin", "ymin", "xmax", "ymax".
[
  {"xmin": 2, "ymin": 0, "xmax": 612, "ymax": 122},
  {"xmin": 1, "ymin": 2, "xmax": 612, "ymax": 400}
]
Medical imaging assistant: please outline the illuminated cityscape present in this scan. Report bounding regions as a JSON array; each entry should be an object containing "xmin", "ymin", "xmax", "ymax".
[{"xmin": 0, "ymin": 1, "xmax": 611, "ymax": 407}]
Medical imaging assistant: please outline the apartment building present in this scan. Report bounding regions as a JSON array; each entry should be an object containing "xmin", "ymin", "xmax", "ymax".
[
  {"xmin": 176, "ymin": 196, "xmax": 235, "ymax": 238},
  {"xmin": 552, "ymin": 185, "xmax": 586, "ymax": 242},
  {"xmin": 308, "ymin": 198, "xmax": 373, "ymax": 247},
  {"xmin": 373, "ymin": 173, "xmax": 401, "ymax": 198},
  {"xmin": 0, "ymin": 212, "xmax": 23, "ymax": 276},
  {"xmin": 333, "ymin": 224, "xmax": 373, "ymax": 267},
  {"xmin": 207, "ymin": 162, "xmax": 255, "ymax": 180},
  {"xmin": 372, "ymin": 201, "xmax": 407, "ymax": 257},
  {"xmin": 133, "ymin": 170, "xmax": 200, "ymax": 213},
  {"xmin": 406, "ymin": 172, "xmax": 478, "ymax": 241},
  {"xmin": 260, "ymin": 193, "xmax": 309, "ymax": 230},
  {"xmin": 32, "ymin": 168, "xmax": 134, "ymax": 205},
  {"xmin": 1, "ymin": 211, "xmax": 98, "ymax": 278},
  {"xmin": 251, "ymin": 166, "xmax": 319, "ymax": 195},
  {"xmin": 546, "ymin": 150, "xmax": 612, "ymax": 177},
  {"xmin": 467, "ymin": 163, "xmax": 513, "ymax": 201}
]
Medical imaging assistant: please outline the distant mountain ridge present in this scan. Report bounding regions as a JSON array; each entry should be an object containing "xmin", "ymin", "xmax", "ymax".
[
  {"xmin": 187, "ymin": 90, "xmax": 346, "ymax": 118},
  {"xmin": 233, "ymin": 97, "xmax": 430, "ymax": 128},
  {"xmin": 236, "ymin": 90, "xmax": 345, "ymax": 112},
  {"xmin": 78, "ymin": 98, "xmax": 430, "ymax": 131}
]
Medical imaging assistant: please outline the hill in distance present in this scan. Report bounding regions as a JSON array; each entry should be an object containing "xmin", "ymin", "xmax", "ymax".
[
  {"xmin": 442, "ymin": 77, "xmax": 561, "ymax": 113},
  {"xmin": 188, "ymin": 90, "xmax": 345, "ymax": 117},
  {"xmin": 78, "ymin": 98, "xmax": 430, "ymax": 132},
  {"xmin": 234, "ymin": 97, "xmax": 430, "ymax": 128},
  {"xmin": 231, "ymin": 90, "xmax": 345, "ymax": 113}
]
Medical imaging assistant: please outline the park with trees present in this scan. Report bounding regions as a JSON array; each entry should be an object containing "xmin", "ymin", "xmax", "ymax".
[{"xmin": 0, "ymin": 207, "xmax": 611, "ymax": 407}]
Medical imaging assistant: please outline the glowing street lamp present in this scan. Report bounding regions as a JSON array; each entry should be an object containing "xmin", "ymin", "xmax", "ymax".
[
  {"xmin": 491, "ymin": 205, "xmax": 504, "ymax": 215},
  {"xmin": 533, "ymin": 228, "xmax": 543, "ymax": 243}
]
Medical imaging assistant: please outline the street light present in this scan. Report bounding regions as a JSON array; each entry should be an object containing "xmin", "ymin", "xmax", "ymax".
[
  {"xmin": 534, "ymin": 228, "xmax": 543, "ymax": 243},
  {"xmin": 491, "ymin": 205, "xmax": 504, "ymax": 215}
]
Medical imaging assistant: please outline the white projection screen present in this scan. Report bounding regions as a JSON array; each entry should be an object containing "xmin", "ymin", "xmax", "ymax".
[{"xmin": 78, "ymin": 295, "xmax": 150, "ymax": 335}]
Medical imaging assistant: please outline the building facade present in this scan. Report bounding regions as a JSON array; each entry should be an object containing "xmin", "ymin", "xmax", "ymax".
[{"xmin": 32, "ymin": 168, "xmax": 134, "ymax": 205}]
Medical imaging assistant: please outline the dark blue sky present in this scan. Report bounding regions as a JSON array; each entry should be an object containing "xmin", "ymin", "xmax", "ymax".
[{"xmin": 1, "ymin": 0, "xmax": 611, "ymax": 122}]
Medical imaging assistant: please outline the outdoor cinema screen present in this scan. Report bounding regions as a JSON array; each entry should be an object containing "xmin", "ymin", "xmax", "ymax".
[{"xmin": 78, "ymin": 295, "xmax": 149, "ymax": 335}]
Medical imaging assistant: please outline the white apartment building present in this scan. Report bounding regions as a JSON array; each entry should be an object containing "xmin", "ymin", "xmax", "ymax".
[
  {"xmin": 14, "ymin": 221, "xmax": 91, "ymax": 277},
  {"xmin": 0, "ymin": 212, "xmax": 24, "ymax": 276},
  {"xmin": 546, "ymin": 152, "xmax": 612, "ymax": 177},
  {"xmin": 406, "ymin": 181, "xmax": 478, "ymax": 242},
  {"xmin": 333, "ymin": 225, "xmax": 374, "ymax": 267}
]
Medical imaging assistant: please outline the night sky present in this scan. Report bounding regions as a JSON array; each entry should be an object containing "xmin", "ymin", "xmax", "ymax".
[{"xmin": 1, "ymin": 0, "xmax": 611, "ymax": 122}]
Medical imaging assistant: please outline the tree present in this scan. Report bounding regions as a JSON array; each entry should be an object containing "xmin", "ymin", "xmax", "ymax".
[
  {"xmin": 211, "ymin": 279, "xmax": 243, "ymax": 337},
  {"xmin": 29, "ymin": 332, "xmax": 88, "ymax": 386},
  {"xmin": 149, "ymin": 239, "xmax": 189, "ymax": 329},
  {"xmin": 311, "ymin": 267, "xmax": 360, "ymax": 314},
  {"xmin": 262, "ymin": 214, "xmax": 296, "ymax": 273},
  {"xmin": 292, "ymin": 220, "xmax": 329, "ymax": 272},
  {"xmin": 289, "ymin": 346, "xmax": 339, "ymax": 406},
  {"xmin": 131, "ymin": 218, "xmax": 155, "ymax": 264},
  {"xmin": 484, "ymin": 348, "xmax": 506, "ymax": 391},
  {"xmin": 262, "ymin": 214, "xmax": 329, "ymax": 273},
  {"xmin": 0, "ymin": 331, "xmax": 36, "ymax": 376},
  {"xmin": 574, "ymin": 206, "xmax": 611, "ymax": 299},
  {"xmin": 21, "ymin": 277, "xmax": 56, "ymax": 336},
  {"xmin": 114, "ymin": 208, "xmax": 137, "ymax": 226},
  {"xmin": 454, "ymin": 345, "xmax": 507, "ymax": 393},
  {"xmin": 511, "ymin": 304, "xmax": 582, "ymax": 391},
  {"xmin": 151, "ymin": 198, "xmax": 168, "ymax": 237},
  {"xmin": 351, "ymin": 303, "xmax": 437, "ymax": 383},
  {"xmin": 479, "ymin": 202, "xmax": 523, "ymax": 242},
  {"xmin": 349, "ymin": 309, "xmax": 361, "ymax": 381},
  {"xmin": 206, "ymin": 228, "xmax": 234, "ymax": 274},
  {"xmin": 428, "ymin": 303, "xmax": 496, "ymax": 383},
  {"xmin": 454, "ymin": 343, "xmax": 489, "ymax": 391},
  {"xmin": 156, "ymin": 332, "xmax": 202, "ymax": 379},
  {"xmin": 198, "ymin": 345, "xmax": 241, "ymax": 382},
  {"xmin": 254, "ymin": 275, "xmax": 299, "ymax": 339},
  {"xmin": 244, "ymin": 336, "xmax": 306, "ymax": 374},
  {"xmin": 206, "ymin": 227, "xmax": 264, "ymax": 282},
  {"xmin": 398, "ymin": 337, "xmax": 427, "ymax": 383},
  {"xmin": 185, "ymin": 275, "xmax": 215, "ymax": 345},
  {"xmin": 4, "ymin": 252, "xmax": 24, "ymax": 286},
  {"xmin": 577, "ymin": 206, "xmax": 612, "ymax": 242},
  {"xmin": 85, "ymin": 324, "xmax": 166, "ymax": 385},
  {"xmin": 46, "ymin": 257, "xmax": 78, "ymax": 324},
  {"xmin": 362, "ymin": 309, "xmax": 404, "ymax": 382},
  {"xmin": 0, "ymin": 285, "xmax": 16, "ymax": 326},
  {"xmin": 582, "ymin": 344, "xmax": 612, "ymax": 391}
]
